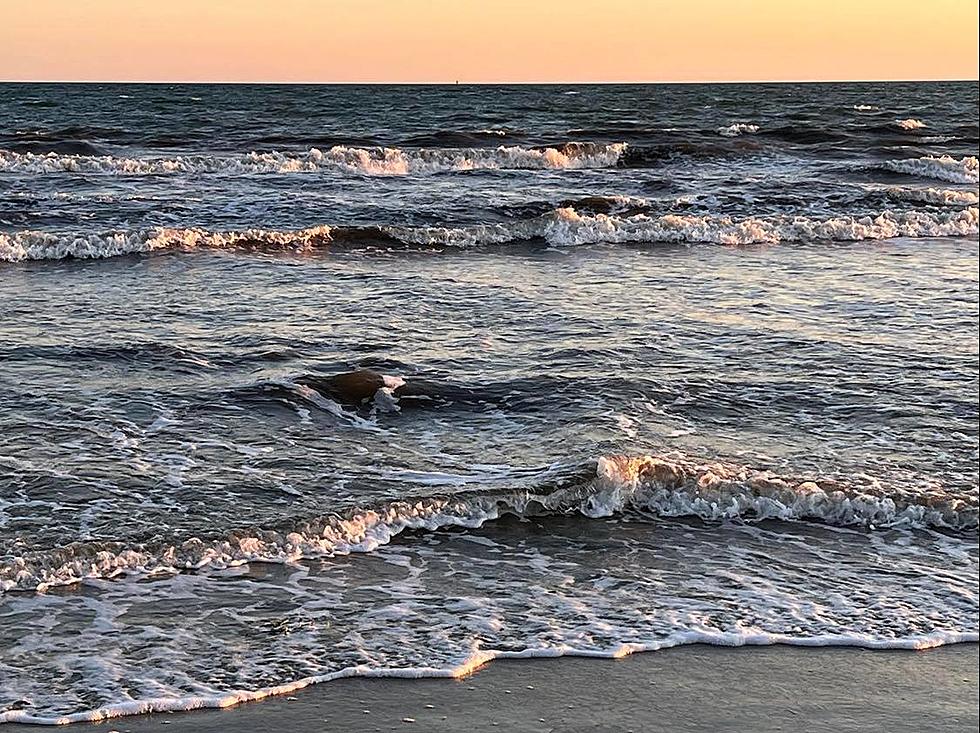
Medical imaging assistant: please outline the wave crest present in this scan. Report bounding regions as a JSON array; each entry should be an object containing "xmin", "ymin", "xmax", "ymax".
[
  {"xmin": 391, "ymin": 206, "xmax": 978, "ymax": 248},
  {"xmin": 0, "ymin": 142, "xmax": 627, "ymax": 176},
  {"xmin": 879, "ymin": 155, "xmax": 979, "ymax": 184},
  {"xmin": 596, "ymin": 454, "xmax": 975, "ymax": 529},
  {"xmin": 717, "ymin": 123, "xmax": 759, "ymax": 137},
  {"xmin": 1, "ymin": 452, "xmax": 974, "ymax": 594},
  {"xmin": 0, "ymin": 225, "xmax": 336, "ymax": 261},
  {"xmin": 4, "ymin": 206, "xmax": 976, "ymax": 261},
  {"xmin": 883, "ymin": 186, "xmax": 979, "ymax": 206},
  {"xmin": 894, "ymin": 118, "xmax": 928, "ymax": 130}
]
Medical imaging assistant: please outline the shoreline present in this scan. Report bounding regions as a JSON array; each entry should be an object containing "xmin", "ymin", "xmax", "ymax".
[{"xmin": 3, "ymin": 642, "xmax": 976, "ymax": 731}]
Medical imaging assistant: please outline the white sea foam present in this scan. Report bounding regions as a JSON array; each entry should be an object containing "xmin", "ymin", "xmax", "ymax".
[
  {"xmin": 1, "ymin": 457, "xmax": 974, "ymax": 726},
  {"xmin": 4, "ymin": 207, "xmax": 975, "ymax": 262},
  {"xmin": 0, "ymin": 142, "xmax": 627, "ymax": 176},
  {"xmin": 592, "ymin": 454, "xmax": 975, "ymax": 528},
  {"xmin": 3, "ymin": 627, "xmax": 975, "ymax": 725},
  {"xmin": 1, "ymin": 452, "xmax": 973, "ymax": 594},
  {"xmin": 0, "ymin": 225, "xmax": 334, "ymax": 262},
  {"xmin": 852, "ymin": 104, "xmax": 880, "ymax": 111},
  {"xmin": 717, "ymin": 123, "xmax": 760, "ymax": 137},
  {"xmin": 894, "ymin": 118, "xmax": 927, "ymax": 130},
  {"xmin": 373, "ymin": 374, "xmax": 408, "ymax": 412},
  {"xmin": 391, "ymin": 206, "xmax": 979, "ymax": 248},
  {"xmin": 879, "ymin": 155, "xmax": 979, "ymax": 184},
  {"xmin": 883, "ymin": 186, "xmax": 980, "ymax": 206}
]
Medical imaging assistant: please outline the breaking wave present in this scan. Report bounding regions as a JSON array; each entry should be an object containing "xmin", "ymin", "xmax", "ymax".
[
  {"xmin": 388, "ymin": 207, "xmax": 978, "ymax": 247},
  {"xmin": 0, "ymin": 225, "xmax": 337, "ymax": 261},
  {"xmin": 883, "ymin": 186, "xmax": 980, "ymax": 206},
  {"xmin": 894, "ymin": 118, "xmax": 927, "ymax": 130},
  {"xmin": 878, "ymin": 155, "xmax": 979, "ymax": 184},
  {"xmin": 1, "ymin": 452, "xmax": 975, "ymax": 594},
  {"xmin": 4, "ymin": 207, "xmax": 976, "ymax": 261},
  {"xmin": 0, "ymin": 142, "xmax": 627, "ymax": 176},
  {"xmin": 717, "ymin": 123, "xmax": 760, "ymax": 137}
]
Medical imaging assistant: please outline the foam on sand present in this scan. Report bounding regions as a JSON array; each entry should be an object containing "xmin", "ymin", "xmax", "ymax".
[{"xmin": 3, "ymin": 628, "xmax": 975, "ymax": 725}]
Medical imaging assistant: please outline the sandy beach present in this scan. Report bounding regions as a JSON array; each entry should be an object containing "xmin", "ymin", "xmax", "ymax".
[{"xmin": 4, "ymin": 644, "xmax": 973, "ymax": 732}]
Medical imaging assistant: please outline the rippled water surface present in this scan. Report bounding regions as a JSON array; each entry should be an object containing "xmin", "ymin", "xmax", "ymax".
[{"xmin": 0, "ymin": 82, "xmax": 978, "ymax": 724}]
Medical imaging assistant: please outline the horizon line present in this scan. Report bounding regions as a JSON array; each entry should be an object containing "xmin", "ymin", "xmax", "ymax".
[{"xmin": 1, "ymin": 78, "xmax": 978, "ymax": 86}]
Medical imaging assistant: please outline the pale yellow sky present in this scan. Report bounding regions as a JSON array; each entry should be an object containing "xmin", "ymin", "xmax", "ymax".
[{"xmin": 2, "ymin": 0, "xmax": 978, "ymax": 82}]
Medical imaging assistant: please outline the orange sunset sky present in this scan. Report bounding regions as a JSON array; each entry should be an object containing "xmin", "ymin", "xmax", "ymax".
[{"xmin": 2, "ymin": 0, "xmax": 978, "ymax": 83}]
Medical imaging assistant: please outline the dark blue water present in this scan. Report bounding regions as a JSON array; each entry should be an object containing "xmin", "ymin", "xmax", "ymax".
[{"xmin": 0, "ymin": 83, "xmax": 977, "ymax": 725}]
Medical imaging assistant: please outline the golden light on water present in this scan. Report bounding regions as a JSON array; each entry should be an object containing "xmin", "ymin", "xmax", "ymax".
[{"xmin": 452, "ymin": 651, "xmax": 496, "ymax": 679}]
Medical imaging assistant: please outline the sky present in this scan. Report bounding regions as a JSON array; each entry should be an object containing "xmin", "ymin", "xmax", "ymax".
[{"xmin": 2, "ymin": 0, "xmax": 978, "ymax": 83}]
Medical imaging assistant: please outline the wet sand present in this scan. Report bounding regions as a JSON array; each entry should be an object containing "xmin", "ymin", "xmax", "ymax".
[{"xmin": 6, "ymin": 643, "xmax": 976, "ymax": 732}]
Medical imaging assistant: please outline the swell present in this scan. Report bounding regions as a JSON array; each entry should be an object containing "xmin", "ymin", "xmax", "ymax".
[
  {"xmin": 397, "ymin": 129, "xmax": 519, "ymax": 146},
  {"xmin": 0, "ymin": 125, "xmax": 127, "ymax": 155},
  {"xmin": 0, "ymin": 341, "xmax": 294, "ymax": 369},
  {"xmin": 239, "ymin": 367, "xmax": 979, "ymax": 424},
  {"xmin": 4, "ymin": 206, "xmax": 977, "ymax": 261},
  {"xmin": 758, "ymin": 125, "xmax": 852, "ymax": 145},
  {"xmin": 0, "ymin": 140, "xmax": 106, "ymax": 156},
  {"xmin": 2, "ymin": 452, "xmax": 975, "ymax": 594},
  {"xmin": 515, "ymin": 189, "xmax": 979, "ymax": 217},
  {"xmin": 234, "ymin": 370, "xmax": 652, "ymax": 416}
]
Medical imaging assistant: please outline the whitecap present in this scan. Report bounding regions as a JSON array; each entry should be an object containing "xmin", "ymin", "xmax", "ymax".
[
  {"xmin": 0, "ymin": 142, "xmax": 628, "ymax": 176},
  {"xmin": 4, "ymin": 206, "xmax": 976, "ymax": 262},
  {"xmin": 2, "ymin": 451, "xmax": 974, "ymax": 593},
  {"xmin": 894, "ymin": 118, "xmax": 927, "ymax": 130},
  {"xmin": 717, "ymin": 123, "xmax": 759, "ymax": 137},
  {"xmin": 878, "ymin": 155, "xmax": 979, "ymax": 184}
]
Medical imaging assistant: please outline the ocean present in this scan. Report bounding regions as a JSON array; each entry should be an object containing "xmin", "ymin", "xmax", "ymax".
[{"xmin": 0, "ymin": 81, "xmax": 977, "ymax": 724}]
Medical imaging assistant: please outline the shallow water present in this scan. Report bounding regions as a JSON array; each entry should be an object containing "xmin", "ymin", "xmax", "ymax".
[{"xmin": 0, "ymin": 82, "xmax": 978, "ymax": 724}]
